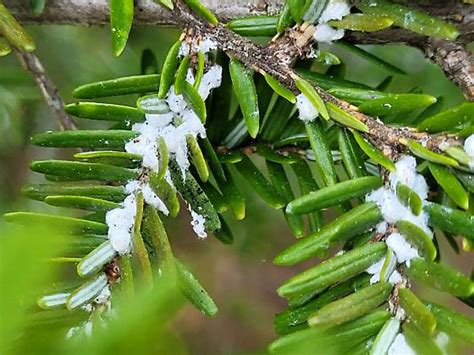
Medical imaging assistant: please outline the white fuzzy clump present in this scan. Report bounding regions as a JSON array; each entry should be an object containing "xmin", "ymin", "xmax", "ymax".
[
  {"xmin": 388, "ymin": 333, "xmax": 415, "ymax": 355},
  {"xmin": 167, "ymin": 89, "xmax": 188, "ymax": 113},
  {"xmin": 124, "ymin": 113, "xmax": 174, "ymax": 171},
  {"xmin": 365, "ymin": 255, "xmax": 404, "ymax": 285},
  {"xmin": 199, "ymin": 38, "xmax": 218, "ymax": 53},
  {"xmin": 198, "ymin": 65, "xmax": 223, "ymax": 100},
  {"xmin": 386, "ymin": 233, "xmax": 419, "ymax": 267},
  {"xmin": 106, "ymin": 194, "xmax": 137, "ymax": 254},
  {"xmin": 313, "ymin": 0, "xmax": 351, "ymax": 43},
  {"xmin": 464, "ymin": 134, "xmax": 474, "ymax": 168},
  {"xmin": 125, "ymin": 181, "xmax": 169, "ymax": 215},
  {"xmin": 388, "ymin": 270, "xmax": 403, "ymax": 285},
  {"xmin": 313, "ymin": 23, "xmax": 345, "ymax": 42},
  {"xmin": 127, "ymin": 64, "xmax": 221, "ymax": 179},
  {"xmin": 367, "ymin": 156, "xmax": 431, "ymax": 236},
  {"xmin": 189, "ymin": 206, "xmax": 207, "ymax": 239},
  {"xmin": 179, "ymin": 38, "xmax": 218, "ymax": 57},
  {"xmin": 464, "ymin": 134, "xmax": 474, "ymax": 156},
  {"xmin": 376, "ymin": 221, "xmax": 388, "ymax": 234},
  {"xmin": 390, "ymin": 156, "xmax": 428, "ymax": 200},
  {"xmin": 296, "ymin": 93, "xmax": 319, "ymax": 122},
  {"xmin": 107, "ymin": 42, "xmax": 223, "ymax": 250},
  {"xmin": 364, "ymin": 155, "xmax": 430, "ymax": 289},
  {"xmin": 366, "ymin": 257, "xmax": 385, "ymax": 284},
  {"xmin": 319, "ymin": 0, "xmax": 351, "ymax": 22},
  {"xmin": 94, "ymin": 285, "xmax": 111, "ymax": 305},
  {"xmin": 179, "ymin": 42, "xmax": 190, "ymax": 57},
  {"xmin": 367, "ymin": 188, "xmax": 430, "ymax": 236}
]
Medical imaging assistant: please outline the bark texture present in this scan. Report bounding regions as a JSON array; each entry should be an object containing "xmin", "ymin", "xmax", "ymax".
[
  {"xmin": 4, "ymin": 0, "xmax": 473, "ymax": 46},
  {"xmin": 425, "ymin": 39, "xmax": 474, "ymax": 101}
]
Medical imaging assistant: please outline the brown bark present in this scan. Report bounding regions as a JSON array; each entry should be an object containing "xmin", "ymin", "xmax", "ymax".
[
  {"xmin": 425, "ymin": 39, "xmax": 474, "ymax": 101},
  {"xmin": 13, "ymin": 48, "xmax": 77, "ymax": 130},
  {"xmin": 4, "ymin": 0, "xmax": 473, "ymax": 45}
]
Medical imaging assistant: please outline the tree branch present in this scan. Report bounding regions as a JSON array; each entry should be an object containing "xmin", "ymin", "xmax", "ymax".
[
  {"xmin": 3, "ymin": 0, "xmax": 283, "ymax": 26},
  {"xmin": 5, "ymin": 0, "xmax": 473, "ymax": 45},
  {"xmin": 13, "ymin": 48, "xmax": 77, "ymax": 130},
  {"xmin": 424, "ymin": 39, "xmax": 474, "ymax": 101}
]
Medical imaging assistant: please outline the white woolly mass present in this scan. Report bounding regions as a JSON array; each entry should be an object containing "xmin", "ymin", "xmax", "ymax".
[
  {"xmin": 464, "ymin": 134, "xmax": 474, "ymax": 156},
  {"xmin": 198, "ymin": 65, "xmax": 223, "ymax": 100},
  {"xmin": 94, "ymin": 285, "xmax": 111, "ymax": 305},
  {"xmin": 199, "ymin": 38, "xmax": 218, "ymax": 53},
  {"xmin": 189, "ymin": 206, "xmax": 207, "ymax": 239},
  {"xmin": 376, "ymin": 221, "xmax": 388, "ymax": 234},
  {"xmin": 464, "ymin": 134, "xmax": 474, "ymax": 168},
  {"xmin": 365, "ymin": 155, "xmax": 430, "ymax": 288},
  {"xmin": 389, "ymin": 156, "xmax": 428, "ymax": 200},
  {"xmin": 126, "ymin": 64, "xmax": 221, "ymax": 179},
  {"xmin": 167, "ymin": 88, "xmax": 188, "ymax": 113},
  {"xmin": 365, "ymin": 254, "xmax": 403, "ymax": 285},
  {"xmin": 388, "ymin": 270, "xmax": 403, "ymax": 285},
  {"xmin": 107, "ymin": 51, "xmax": 223, "ymax": 247},
  {"xmin": 125, "ymin": 181, "xmax": 169, "ymax": 215},
  {"xmin": 296, "ymin": 93, "xmax": 319, "ymax": 122},
  {"xmin": 367, "ymin": 156, "xmax": 431, "ymax": 236},
  {"xmin": 313, "ymin": 24, "xmax": 345, "ymax": 43},
  {"xmin": 179, "ymin": 38, "xmax": 218, "ymax": 57},
  {"xmin": 319, "ymin": 0, "xmax": 351, "ymax": 23},
  {"xmin": 366, "ymin": 257, "xmax": 385, "ymax": 284},
  {"xmin": 125, "ymin": 115, "xmax": 172, "ymax": 171},
  {"xmin": 106, "ymin": 194, "xmax": 137, "ymax": 254},
  {"xmin": 179, "ymin": 42, "xmax": 190, "ymax": 57},
  {"xmin": 367, "ymin": 188, "xmax": 431, "ymax": 236},
  {"xmin": 388, "ymin": 333, "xmax": 415, "ymax": 355},
  {"xmin": 386, "ymin": 233, "xmax": 419, "ymax": 267},
  {"xmin": 312, "ymin": 0, "xmax": 351, "ymax": 43}
]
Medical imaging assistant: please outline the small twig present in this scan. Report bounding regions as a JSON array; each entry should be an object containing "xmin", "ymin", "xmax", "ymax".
[
  {"xmin": 13, "ymin": 48, "xmax": 77, "ymax": 130},
  {"xmin": 424, "ymin": 39, "xmax": 474, "ymax": 101}
]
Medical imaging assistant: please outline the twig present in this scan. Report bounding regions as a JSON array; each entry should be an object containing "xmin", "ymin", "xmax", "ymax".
[
  {"xmin": 13, "ymin": 48, "xmax": 77, "ymax": 130},
  {"xmin": 424, "ymin": 39, "xmax": 474, "ymax": 101}
]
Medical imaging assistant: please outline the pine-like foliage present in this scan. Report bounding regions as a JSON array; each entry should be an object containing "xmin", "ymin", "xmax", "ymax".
[{"xmin": 1, "ymin": 0, "xmax": 473, "ymax": 354}]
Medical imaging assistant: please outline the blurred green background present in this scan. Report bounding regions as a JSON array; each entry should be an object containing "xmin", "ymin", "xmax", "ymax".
[{"xmin": 0, "ymin": 25, "xmax": 471, "ymax": 354}]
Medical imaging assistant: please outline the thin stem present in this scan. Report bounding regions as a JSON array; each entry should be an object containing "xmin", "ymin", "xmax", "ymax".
[{"xmin": 13, "ymin": 47, "xmax": 77, "ymax": 130}]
